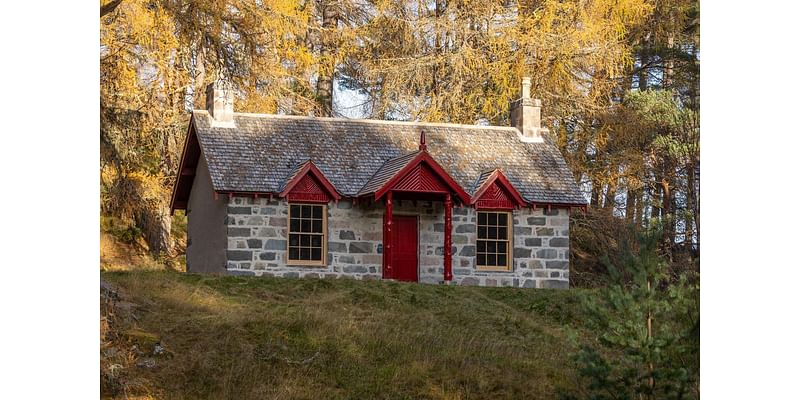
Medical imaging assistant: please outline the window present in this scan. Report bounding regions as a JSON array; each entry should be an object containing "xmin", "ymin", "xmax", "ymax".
[
  {"xmin": 288, "ymin": 204, "xmax": 327, "ymax": 265},
  {"xmin": 476, "ymin": 211, "xmax": 512, "ymax": 271}
]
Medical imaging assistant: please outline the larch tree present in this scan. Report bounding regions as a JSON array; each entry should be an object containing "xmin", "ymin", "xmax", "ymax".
[
  {"xmin": 100, "ymin": 0, "xmax": 315, "ymax": 255},
  {"xmin": 99, "ymin": 0, "xmax": 700, "ymax": 277}
]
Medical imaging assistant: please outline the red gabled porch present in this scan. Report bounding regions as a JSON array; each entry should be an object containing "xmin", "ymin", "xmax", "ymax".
[{"xmin": 358, "ymin": 132, "xmax": 470, "ymax": 282}]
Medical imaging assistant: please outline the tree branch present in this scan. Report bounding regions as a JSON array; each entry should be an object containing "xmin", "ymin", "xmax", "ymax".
[{"xmin": 101, "ymin": 0, "xmax": 123, "ymax": 18}]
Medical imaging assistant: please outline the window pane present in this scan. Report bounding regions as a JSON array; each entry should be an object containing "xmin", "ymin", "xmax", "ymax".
[
  {"xmin": 498, "ymin": 241, "xmax": 507, "ymax": 253},
  {"xmin": 498, "ymin": 227, "xmax": 507, "ymax": 240},
  {"xmin": 487, "ymin": 254, "xmax": 496, "ymax": 266},
  {"xmin": 487, "ymin": 241, "xmax": 496, "ymax": 253},
  {"xmin": 478, "ymin": 212, "xmax": 487, "ymax": 225},
  {"xmin": 477, "ymin": 226, "xmax": 487, "ymax": 239},
  {"xmin": 477, "ymin": 254, "xmax": 486, "ymax": 266},
  {"xmin": 498, "ymin": 254, "xmax": 507, "ymax": 268},
  {"xmin": 488, "ymin": 213, "xmax": 497, "ymax": 225},
  {"xmin": 289, "ymin": 204, "xmax": 327, "ymax": 264},
  {"xmin": 488, "ymin": 227, "xmax": 497, "ymax": 239},
  {"xmin": 477, "ymin": 240, "xmax": 486, "ymax": 252},
  {"xmin": 498, "ymin": 213, "xmax": 507, "ymax": 226}
]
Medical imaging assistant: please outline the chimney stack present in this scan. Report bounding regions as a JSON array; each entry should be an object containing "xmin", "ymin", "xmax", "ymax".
[
  {"xmin": 510, "ymin": 77, "xmax": 548, "ymax": 143},
  {"xmin": 205, "ymin": 81, "xmax": 235, "ymax": 126}
]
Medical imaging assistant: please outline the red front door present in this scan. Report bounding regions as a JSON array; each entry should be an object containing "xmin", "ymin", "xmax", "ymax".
[{"xmin": 391, "ymin": 216, "xmax": 418, "ymax": 282}]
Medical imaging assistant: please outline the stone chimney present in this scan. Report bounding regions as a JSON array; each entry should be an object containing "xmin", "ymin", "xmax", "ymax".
[
  {"xmin": 205, "ymin": 81, "xmax": 235, "ymax": 126},
  {"xmin": 510, "ymin": 77, "xmax": 548, "ymax": 143}
]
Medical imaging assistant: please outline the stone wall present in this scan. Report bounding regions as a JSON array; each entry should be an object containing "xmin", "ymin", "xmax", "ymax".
[
  {"xmin": 224, "ymin": 196, "xmax": 385, "ymax": 279},
  {"xmin": 222, "ymin": 195, "xmax": 570, "ymax": 289},
  {"xmin": 449, "ymin": 206, "xmax": 570, "ymax": 289}
]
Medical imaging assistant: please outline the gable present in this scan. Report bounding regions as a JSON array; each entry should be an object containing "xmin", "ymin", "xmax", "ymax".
[
  {"xmin": 470, "ymin": 170, "xmax": 527, "ymax": 210},
  {"xmin": 366, "ymin": 151, "xmax": 471, "ymax": 203},
  {"xmin": 392, "ymin": 163, "xmax": 450, "ymax": 193},
  {"xmin": 170, "ymin": 120, "xmax": 201, "ymax": 213},
  {"xmin": 286, "ymin": 173, "xmax": 333, "ymax": 203},
  {"xmin": 279, "ymin": 160, "xmax": 341, "ymax": 203},
  {"xmin": 474, "ymin": 181, "xmax": 517, "ymax": 209}
]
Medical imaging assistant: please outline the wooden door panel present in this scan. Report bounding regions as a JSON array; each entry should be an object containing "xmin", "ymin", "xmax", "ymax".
[{"xmin": 391, "ymin": 216, "xmax": 418, "ymax": 282}]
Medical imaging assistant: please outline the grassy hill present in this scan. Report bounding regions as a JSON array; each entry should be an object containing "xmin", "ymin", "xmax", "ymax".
[{"xmin": 101, "ymin": 271, "xmax": 599, "ymax": 399}]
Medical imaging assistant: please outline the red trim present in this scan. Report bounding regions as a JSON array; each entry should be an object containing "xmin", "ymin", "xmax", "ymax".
[
  {"xmin": 470, "ymin": 170, "xmax": 526, "ymax": 210},
  {"xmin": 392, "ymin": 163, "xmax": 450, "ymax": 193},
  {"xmin": 373, "ymin": 152, "xmax": 470, "ymax": 203},
  {"xmin": 169, "ymin": 118, "xmax": 198, "ymax": 214},
  {"xmin": 383, "ymin": 191, "xmax": 394, "ymax": 279},
  {"xmin": 201, "ymin": 191, "xmax": 587, "ymax": 211},
  {"xmin": 279, "ymin": 161, "xmax": 342, "ymax": 203},
  {"xmin": 444, "ymin": 194, "xmax": 453, "ymax": 281}
]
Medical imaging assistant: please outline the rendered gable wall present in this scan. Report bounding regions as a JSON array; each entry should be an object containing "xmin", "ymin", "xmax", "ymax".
[{"xmin": 186, "ymin": 156, "xmax": 228, "ymax": 273}]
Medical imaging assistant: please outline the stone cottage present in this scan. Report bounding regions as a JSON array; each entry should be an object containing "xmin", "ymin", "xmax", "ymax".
[{"xmin": 170, "ymin": 78, "xmax": 587, "ymax": 289}]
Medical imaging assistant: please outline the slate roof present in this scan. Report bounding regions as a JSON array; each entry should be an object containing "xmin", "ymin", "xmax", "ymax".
[
  {"xmin": 357, "ymin": 150, "xmax": 422, "ymax": 196},
  {"xmin": 472, "ymin": 170, "xmax": 497, "ymax": 194},
  {"xmin": 279, "ymin": 159, "xmax": 312, "ymax": 193},
  {"xmin": 189, "ymin": 110, "xmax": 587, "ymax": 205}
]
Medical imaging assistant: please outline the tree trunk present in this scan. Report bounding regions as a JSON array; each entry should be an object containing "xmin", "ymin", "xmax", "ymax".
[
  {"xmin": 660, "ymin": 174, "xmax": 673, "ymax": 262},
  {"xmin": 194, "ymin": 46, "xmax": 206, "ymax": 109},
  {"xmin": 626, "ymin": 184, "xmax": 637, "ymax": 225},
  {"xmin": 316, "ymin": 0, "xmax": 337, "ymax": 116},
  {"xmin": 691, "ymin": 161, "xmax": 700, "ymax": 255},
  {"xmin": 590, "ymin": 179, "xmax": 603, "ymax": 207},
  {"xmin": 100, "ymin": 0, "xmax": 123, "ymax": 17},
  {"xmin": 604, "ymin": 179, "xmax": 618, "ymax": 215},
  {"xmin": 432, "ymin": 0, "xmax": 445, "ymax": 98},
  {"xmin": 135, "ymin": 202, "xmax": 175, "ymax": 256},
  {"xmin": 664, "ymin": 32, "xmax": 675, "ymax": 89},
  {"xmin": 637, "ymin": 185, "xmax": 647, "ymax": 227},
  {"xmin": 647, "ymin": 278, "xmax": 655, "ymax": 395},
  {"xmin": 638, "ymin": 35, "xmax": 650, "ymax": 91},
  {"xmin": 650, "ymin": 177, "xmax": 662, "ymax": 220}
]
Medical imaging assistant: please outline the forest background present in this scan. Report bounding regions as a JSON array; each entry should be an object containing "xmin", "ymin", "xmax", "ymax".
[{"xmin": 100, "ymin": 0, "xmax": 700, "ymax": 284}]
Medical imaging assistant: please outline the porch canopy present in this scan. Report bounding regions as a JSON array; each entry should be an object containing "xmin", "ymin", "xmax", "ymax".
[{"xmin": 357, "ymin": 132, "xmax": 470, "ymax": 282}]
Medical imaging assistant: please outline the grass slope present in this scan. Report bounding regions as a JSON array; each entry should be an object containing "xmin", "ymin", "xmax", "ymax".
[{"xmin": 102, "ymin": 271, "xmax": 596, "ymax": 399}]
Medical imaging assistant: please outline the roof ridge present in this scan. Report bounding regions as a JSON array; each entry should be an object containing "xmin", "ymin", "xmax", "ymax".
[{"xmin": 192, "ymin": 109, "xmax": 519, "ymax": 132}]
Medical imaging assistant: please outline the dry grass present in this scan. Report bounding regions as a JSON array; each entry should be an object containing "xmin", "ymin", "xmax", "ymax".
[
  {"xmin": 101, "ymin": 271, "xmax": 597, "ymax": 399},
  {"xmin": 100, "ymin": 231, "xmax": 185, "ymax": 272},
  {"xmin": 100, "ymin": 232, "xmax": 162, "ymax": 272}
]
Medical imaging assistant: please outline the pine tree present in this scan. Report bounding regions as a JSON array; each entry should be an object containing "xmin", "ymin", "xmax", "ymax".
[{"xmin": 561, "ymin": 225, "xmax": 699, "ymax": 399}]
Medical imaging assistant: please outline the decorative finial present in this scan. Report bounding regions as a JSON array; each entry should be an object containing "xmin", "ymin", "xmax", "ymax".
[{"xmin": 419, "ymin": 130, "xmax": 427, "ymax": 151}]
